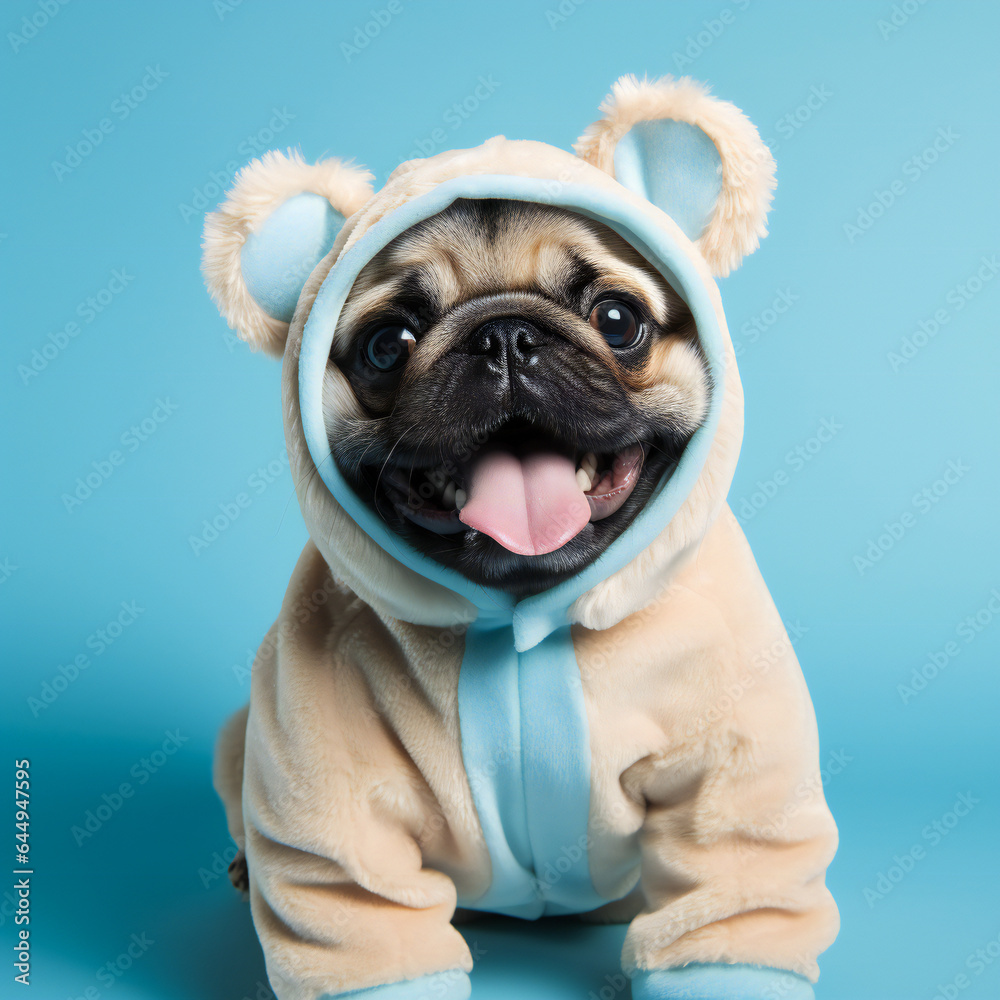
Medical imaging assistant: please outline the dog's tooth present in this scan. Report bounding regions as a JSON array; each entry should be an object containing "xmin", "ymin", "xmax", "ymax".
[
  {"xmin": 576, "ymin": 468, "xmax": 593, "ymax": 492},
  {"xmin": 581, "ymin": 452, "xmax": 598, "ymax": 477},
  {"xmin": 454, "ymin": 488, "xmax": 467, "ymax": 510},
  {"xmin": 442, "ymin": 481, "xmax": 457, "ymax": 507}
]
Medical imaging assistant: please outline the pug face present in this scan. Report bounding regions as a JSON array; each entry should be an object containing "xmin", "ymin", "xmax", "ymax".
[{"xmin": 324, "ymin": 199, "xmax": 709, "ymax": 596}]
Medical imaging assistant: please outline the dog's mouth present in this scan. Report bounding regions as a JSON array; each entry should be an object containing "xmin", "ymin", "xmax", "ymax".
[{"xmin": 374, "ymin": 423, "xmax": 648, "ymax": 556}]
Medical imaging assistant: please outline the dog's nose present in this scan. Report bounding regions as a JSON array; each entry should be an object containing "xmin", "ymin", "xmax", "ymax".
[{"xmin": 466, "ymin": 317, "xmax": 544, "ymax": 363}]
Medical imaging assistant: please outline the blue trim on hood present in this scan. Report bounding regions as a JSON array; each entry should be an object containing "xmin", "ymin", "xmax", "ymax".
[{"xmin": 299, "ymin": 174, "xmax": 725, "ymax": 649}]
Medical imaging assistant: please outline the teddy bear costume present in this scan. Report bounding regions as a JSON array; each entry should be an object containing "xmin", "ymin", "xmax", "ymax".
[{"xmin": 204, "ymin": 76, "xmax": 839, "ymax": 1000}]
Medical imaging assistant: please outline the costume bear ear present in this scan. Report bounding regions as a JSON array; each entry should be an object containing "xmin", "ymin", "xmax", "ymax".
[
  {"xmin": 202, "ymin": 150, "xmax": 374, "ymax": 355},
  {"xmin": 574, "ymin": 75, "xmax": 776, "ymax": 277}
]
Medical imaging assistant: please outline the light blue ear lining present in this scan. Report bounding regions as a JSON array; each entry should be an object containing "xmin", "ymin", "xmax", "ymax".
[
  {"xmin": 241, "ymin": 191, "xmax": 346, "ymax": 323},
  {"xmin": 613, "ymin": 119, "xmax": 723, "ymax": 241}
]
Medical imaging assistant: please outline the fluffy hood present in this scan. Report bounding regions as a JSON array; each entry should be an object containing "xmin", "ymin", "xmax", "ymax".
[{"xmin": 202, "ymin": 75, "xmax": 776, "ymax": 651}]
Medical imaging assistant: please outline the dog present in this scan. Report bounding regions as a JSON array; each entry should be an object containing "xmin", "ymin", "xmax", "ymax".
[
  {"xmin": 204, "ymin": 75, "xmax": 839, "ymax": 1000},
  {"xmin": 326, "ymin": 197, "xmax": 708, "ymax": 595}
]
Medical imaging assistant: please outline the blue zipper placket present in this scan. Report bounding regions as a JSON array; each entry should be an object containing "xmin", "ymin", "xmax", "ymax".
[{"xmin": 456, "ymin": 618, "xmax": 606, "ymax": 917}]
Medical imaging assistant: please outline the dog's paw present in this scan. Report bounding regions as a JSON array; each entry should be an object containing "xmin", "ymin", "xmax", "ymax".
[{"xmin": 228, "ymin": 849, "xmax": 249, "ymax": 896}]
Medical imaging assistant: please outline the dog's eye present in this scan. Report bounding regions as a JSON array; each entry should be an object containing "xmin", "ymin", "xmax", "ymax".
[
  {"xmin": 588, "ymin": 300, "xmax": 640, "ymax": 348},
  {"xmin": 363, "ymin": 325, "xmax": 417, "ymax": 371}
]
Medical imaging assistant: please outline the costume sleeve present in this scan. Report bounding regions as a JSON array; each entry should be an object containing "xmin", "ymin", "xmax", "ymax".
[
  {"xmin": 622, "ymin": 622, "xmax": 839, "ymax": 999},
  {"xmin": 240, "ymin": 562, "xmax": 473, "ymax": 1000}
]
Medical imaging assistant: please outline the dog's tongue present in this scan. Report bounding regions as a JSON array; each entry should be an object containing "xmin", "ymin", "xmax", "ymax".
[{"xmin": 458, "ymin": 449, "xmax": 591, "ymax": 555}]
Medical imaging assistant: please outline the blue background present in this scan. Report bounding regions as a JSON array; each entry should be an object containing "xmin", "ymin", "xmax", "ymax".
[{"xmin": 2, "ymin": 1, "xmax": 998, "ymax": 998}]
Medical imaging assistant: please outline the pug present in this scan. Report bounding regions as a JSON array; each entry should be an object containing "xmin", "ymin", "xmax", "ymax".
[
  {"xmin": 205, "ymin": 74, "xmax": 839, "ymax": 1000},
  {"xmin": 326, "ymin": 197, "xmax": 708, "ymax": 596}
]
